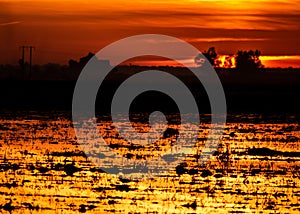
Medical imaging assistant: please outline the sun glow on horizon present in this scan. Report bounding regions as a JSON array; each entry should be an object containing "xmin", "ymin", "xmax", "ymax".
[{"xmin": 124, "ymin": 55, "xmax": 300, "ymax": 68}]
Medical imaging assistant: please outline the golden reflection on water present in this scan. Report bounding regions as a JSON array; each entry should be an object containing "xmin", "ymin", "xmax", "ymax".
[{"xmin": 0, "ymin": 112, "xmax": 300, "ymax": 213}]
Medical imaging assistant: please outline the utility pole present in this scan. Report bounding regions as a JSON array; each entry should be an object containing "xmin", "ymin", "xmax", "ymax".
[
  {"xmin": 19, "ymin": 45, "xmax": 35, "ymax": 80},
  {"xmin": 29, "ymin": 46, "xmax": 35, "ymax": 80},
  {"xmin": 19, "ymin": 46, "xmax": 25, "ymax": 80}
]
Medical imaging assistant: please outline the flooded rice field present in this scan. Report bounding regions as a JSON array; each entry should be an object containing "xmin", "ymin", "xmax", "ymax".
[{"xmin": 0, "ymin": 111, "xmax": 300, "ymax": 213}]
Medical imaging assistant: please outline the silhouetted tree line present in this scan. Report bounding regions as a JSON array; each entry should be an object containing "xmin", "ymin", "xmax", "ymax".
[
  {"xmin": 5, "ymin": 52, "xmax": 100, "ymax": 80},
  {"xmin": 195, "ymin": 47, "xmax": 264, "ymax": 72},
  {"xmin": 235, "ymin": 50, "xmax": 263, "ymax": 71},
  {"xmin": 1, "ymin": 49, "xmax": 299, "ymax": 81}
]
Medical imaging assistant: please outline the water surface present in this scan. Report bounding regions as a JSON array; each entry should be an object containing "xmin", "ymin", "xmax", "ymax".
[{"xmin": 0, "ymin": 112, "xmax": 299, "ymax": 213}]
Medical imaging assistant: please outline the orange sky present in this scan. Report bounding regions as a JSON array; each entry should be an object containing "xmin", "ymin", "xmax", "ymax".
[{"xmin": 1, "ymin": 0, "xmax": 300, "ymax": 67}]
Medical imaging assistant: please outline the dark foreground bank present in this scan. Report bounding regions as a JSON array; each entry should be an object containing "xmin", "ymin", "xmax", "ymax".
[{"xmin": 0, "ymin": 69, "xmax": 300, "ymax": 114}]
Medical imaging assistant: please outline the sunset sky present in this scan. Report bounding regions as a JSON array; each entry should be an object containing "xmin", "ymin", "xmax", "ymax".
[{"xmin": 1, "ymin": 0, "xmax": 300, "ymax": 67}]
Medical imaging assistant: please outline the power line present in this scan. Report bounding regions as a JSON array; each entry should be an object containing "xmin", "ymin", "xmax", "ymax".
[{"xmin": 19, "ymin": 45, "xmax": 35, "ymax": 80}]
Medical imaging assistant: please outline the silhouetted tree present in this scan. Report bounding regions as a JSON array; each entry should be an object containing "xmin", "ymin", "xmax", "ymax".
[
  {"xmin": 235, "ymin": 49, "xmax": 263, "ymax": 72},
  {"xmin": 195, "ymin": 47, "xmax": 217, "ymax": 67},
  {"xmin": 68, "ymin": 52, "xmax": 95, "ymax": 71},
  {"xmin": 79, "ymin": 52, "xmax": 95, "ymax": 66}
]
